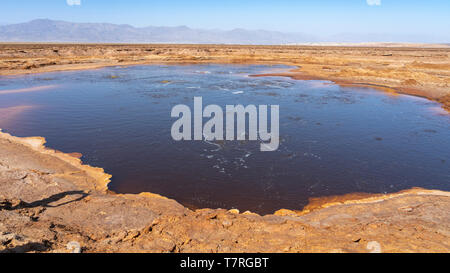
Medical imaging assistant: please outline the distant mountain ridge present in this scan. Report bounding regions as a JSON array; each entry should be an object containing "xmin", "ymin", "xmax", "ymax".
[
  {"xmin": 0, "ymin": 19, "xmax": 447, "ymax": 44},
  {"xmin": 0, "ymin": 19, "xmax": 318, "ymax": 44}
]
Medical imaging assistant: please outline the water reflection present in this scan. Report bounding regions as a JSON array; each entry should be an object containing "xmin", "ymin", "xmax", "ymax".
[{"xmin": 0, "ymin": 64, "xmax": 449, "ymax": 214}]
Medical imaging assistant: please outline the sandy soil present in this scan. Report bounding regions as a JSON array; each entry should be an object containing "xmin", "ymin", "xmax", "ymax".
[
  {"xmin": 1, "ymin": 43, "xmax": 449, "ymax": 111},
  {"xmin": 0, "ymin": 44, "xmax": 449, "ymax": 253}
]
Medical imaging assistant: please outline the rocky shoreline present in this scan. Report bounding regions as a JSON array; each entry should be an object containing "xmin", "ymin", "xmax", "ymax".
[
  {"xmin": 0, "ymin": 44, "xmax": 449, "ymax": 253},
  {"xmin": 0, "ymin": 131, "xmax": 449, "ymax": 253}
]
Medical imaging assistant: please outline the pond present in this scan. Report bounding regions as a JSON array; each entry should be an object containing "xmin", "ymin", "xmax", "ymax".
[{"xmin": 0, "ymin": 64, "xmax": 449, "ymax": 214}]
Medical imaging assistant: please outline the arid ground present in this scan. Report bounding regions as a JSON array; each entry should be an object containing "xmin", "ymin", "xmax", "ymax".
[{"xmin": 0, "ymin": 44, "xmax": 449, "ymax": 253}]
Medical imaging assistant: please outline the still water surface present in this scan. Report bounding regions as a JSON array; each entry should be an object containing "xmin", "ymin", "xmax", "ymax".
[{"xmin": 0, "ymin": 64, "xmax": 449, "ymax": 214}]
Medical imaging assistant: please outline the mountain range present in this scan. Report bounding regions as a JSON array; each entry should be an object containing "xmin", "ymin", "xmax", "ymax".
[
  {"xmin": 0, "ymin": 19, "xmax": 318, "ymax": 44},
  {"xmin": 0, "ymin": 19, "xmax": 447, "ymax": 44}
]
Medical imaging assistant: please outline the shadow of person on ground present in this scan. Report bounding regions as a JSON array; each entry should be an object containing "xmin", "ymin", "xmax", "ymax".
[
  {"xmin": 0, "ymin": 190, "xmax": 88, "ymax": 210},
  {"xmin": 0, "ymin": 241, "xmax": 50, "ymax": 253}
]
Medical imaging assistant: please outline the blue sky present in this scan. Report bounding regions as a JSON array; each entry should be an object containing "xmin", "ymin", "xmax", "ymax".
[{"xmin": 1, "ymin": 0, "xmax": 449, "ymax": 40}]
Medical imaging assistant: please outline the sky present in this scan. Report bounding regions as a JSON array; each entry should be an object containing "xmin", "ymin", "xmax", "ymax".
[{"xmin": 0, "ymin": 0, "xmax": 449, "ymax": 41}]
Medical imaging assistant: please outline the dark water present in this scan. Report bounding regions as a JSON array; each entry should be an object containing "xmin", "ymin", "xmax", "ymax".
[{"xmin": 0, "ymin": 64, "xmax": 449, "ymax": 214}]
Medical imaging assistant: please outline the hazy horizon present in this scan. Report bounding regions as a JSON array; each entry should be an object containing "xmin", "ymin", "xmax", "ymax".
[{"xmin": 0, "ymin": 0, "xmax": 449, "ymax": 43}]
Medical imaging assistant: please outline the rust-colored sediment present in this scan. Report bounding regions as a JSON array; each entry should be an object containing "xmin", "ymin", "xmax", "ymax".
[{"xmin": 277, "ymin": 188, "xmax": 450, "ymax": 216}]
